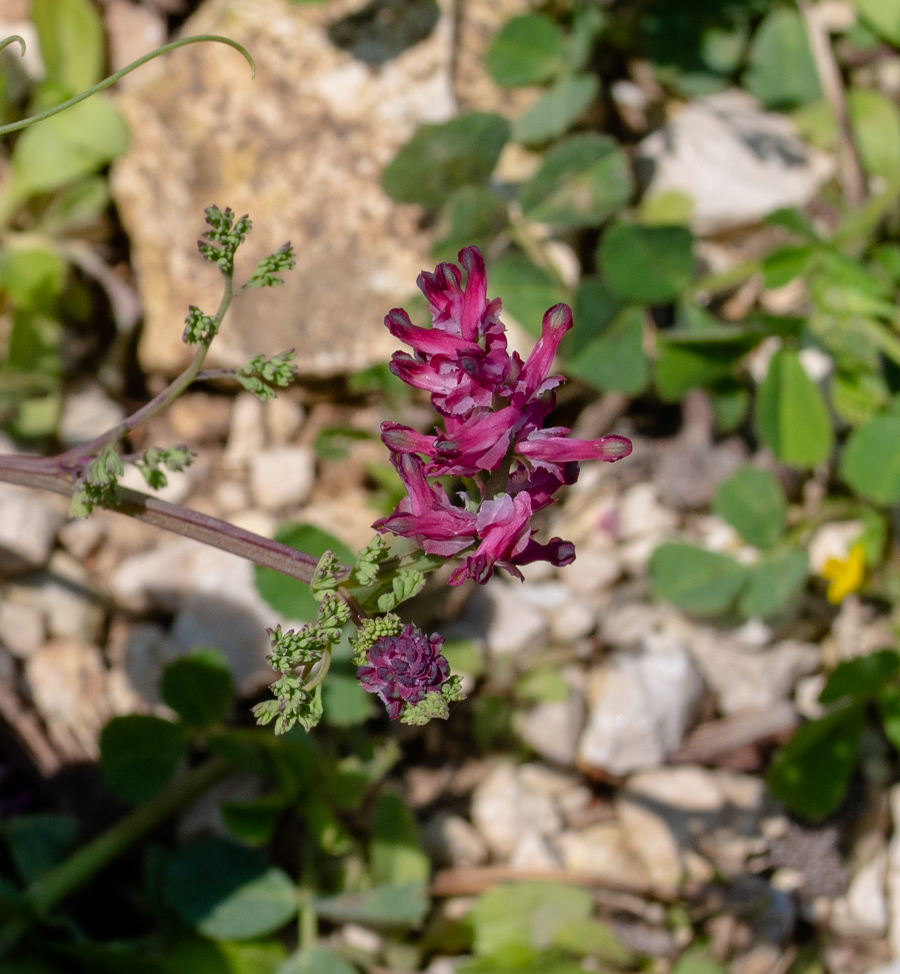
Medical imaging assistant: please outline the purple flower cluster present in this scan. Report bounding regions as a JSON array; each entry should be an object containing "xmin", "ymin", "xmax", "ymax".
[
  {"xmin": 357, "ymin": 624, "xmax": 450, "ymax": 719},
  {"xmin": 374, "ymin": 246, "xmax": 632, "ymax": 585}
]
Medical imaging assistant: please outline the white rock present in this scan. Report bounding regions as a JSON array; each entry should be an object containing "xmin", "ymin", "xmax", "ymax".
[
  {"xmin": 0, "ymin": 600, "xmax": 44, "ymax": 658},
  {"xmin": 887, "ymin": 785, "xmax": 900, "ymax": 957},
  {"xmin": 482, "ymin": 582, "xmax": 548, "ymax": 657},
  {"xmin": 58, "ymin": 517, "xmax": 106, "ymax": 560},
  {"xmin": 213, "ymin": 480, "xmax": 251, "ymax": 515},
  {"xmin": 689, "ymin": 629, "xmax": 820, "ymax": 715},
  {"xmin": 517, "ymin": 581, "xmax": 569, "ymax": 611},
  {"xmin": 509, "ymin": 830, "xmax": 562, "ymax": 870},
  {"xmin": 110, "ymin": 536, "xmax": 300, "ymax": 693},
  {"xmin": 556, "ymin": 823, "xmax": 651, "ymax": 886},
  {"xmin": 25, "ymin": 638, "xmax": 110, "ymax": 760},
  {"xmin": 0, "ymin": 484, "xmax": 62, "ymax": 575},
  {"xmin": 617, "ymin": 483, "xmax": 678, "ymax": 540},
  {"xmin": 831, "ymin": 848, "xmax": 888, "ymax": 938},
  {"xmin": 599, "ymin": 601, "xmax": 665, "ymax": 648},
  {"xmin": 578, "ymin": 631, "xmax": 703, "ymax": 776},
  {"xmin": 59, "ymin": 385, "xmax": 125, "ymax": 447},
  {"xmin": 249, "ymin": 446, "xmax": 316, "ymax": 511},
  {"xmin": 265, "ymin": 396, "xmax": 305, "ymax": 444},
  {"xmin": 637, "ymin": 89, "xmax": 834, "ymax": 234},
  {"xmin": 809, "ymin": 521, "xmax": 864, "ymax": 574},
  {"xmin": 548, "ymin": 598, "xmax": 596, "ymax": 642},
  {"xmin": 562, "ymin": 547, "xmax": 621, "ymax": 596},
  {"xmin": 516, "ymin": 763, "xmax": 591, "ymax": 815},
  {"xmin": 224, "ymin": 393, "xmax": 266, "ymax": 469},
  {"xmin": 515, "ymin": 673, "xmax": 586, "ymax": 767},
  {"xmin": 470, "ymin": 762, "xmax": 561, "ymax": 859},
  {"xmin": 422, "ymin": 812, "xmax": 488, "ymax": 868}
]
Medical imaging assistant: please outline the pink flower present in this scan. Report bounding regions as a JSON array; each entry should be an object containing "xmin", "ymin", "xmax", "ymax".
[{"xmin": 375, "ymin": 246, "xmax": 632, "ymax": 584}]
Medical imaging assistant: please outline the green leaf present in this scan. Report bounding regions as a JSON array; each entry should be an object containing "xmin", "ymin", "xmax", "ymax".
[
  {"xmin": 639, "ymin": 190, "xmax": 694, "ymax": 226},
  {"xmin": 469, "ymin": 882, "xmax": 592, "ymax": 956},
  {"xmin": 713, "ymin": 467, "xmax": 787, "ymax": 549},
  {"xmin": 848, "ymin": 89, "xmax": 900, "ymax": 180},
  {"xmin": 432, "ymin": 187, "xmax": 508, "ymax": 261},
  {"xmin": 762, "ymin": 245, "xmax": 817, "ymax": 290},
  {"xmin": 599, "ymin": 222, "xmax": 694, "ymax": 303},
  {"xmin": 0, "ymin": 248, "xmax": 66, "ymax": 310},
  {"xmin": 164, "ymin": 837, "xmax": 298, "ymax": 941},
  {"xmin": 314, "ymin": 881, "xmax": 428, "ymax": 927},
  {"xmin": 32, "ymin": 0, "xmax": 104, "ymax": 93},
  {"xmin": 878, "ymin": 685, "xmax": 900, "ymax": 753},
  {"xmin": 756, "ymin": 347, "xmax": 833, "ymax": 469},
  {"xmin": 840, "ymin": 410, "xmax": 900, "ymax": 503},
  {"xmin": 371, "ymin": 792, "xmax": 430, "ymax": 884},
  {"xmin": 655, "ymin": 341, "xmax": 748, "ymax": 402},
  {"xmin": 519, "ymin": 134, "xmax": 632, "ymax": 229},
  {"xmin": 567, "ymin": 305, "xmax": 648, "ymax": 394},
  {"xmin": 1, "ymin": 814, "xmax": 76, "ymax": 886},
  {"xmin": 820, "ymin": 649, "xmax": 900, "ymax": 704},
  {"xmin": 99, "ymin": 715, "xmax": 187, "ymax": 805},
  {"xmin": 512, "ymin": 75, "xmax": 598, "ymax": 145},
  {"xmin": 743, "ymin": 7, "xmax": 820, "ymax": 109},
  {"xmin": 738, "ymin": 549, "xmax": 809, "ymax": 619},
  {"xmin": 7, "ymin": 96, "xmax": 129, "ymax": 203},
  {"xmin": 766, "ymin": 704, "xmax": 864, "ymax": 820},
  {"xmin": 670, "ymin": 943, "xmax": 728, "ymax": 974},
  {"xmin": 485, "ymin": 15, "xmax": 568, "ymax": 88},
  {"xmin": 489, "ymin": 254, "xmax": 568, "ymax": 337},
  {"xmin": 160, "ymin": 649, "xmax": 233, "ymax": 729},
  {"xmin": 552, "ymin": 919, "xmax": 635, "ymax": 965},
  {"xmin": 852, "ymin": 0, "xmax": 900, "ymax": 49},
  {"xmin": 255, "ymin": 525, "xmax": 354, "ymax": 620},
  {"xmin": 831, "ymin": 368, "xmax": 889, "ymax": 426},
  {"xmin": 648, "ymin": 542, "xmax": 749, "ymax": 615},
  {"xmin": 515, "ymin": 667, "xmax": 571, "ymax": 703},
  {"xmin": 710, "ymin": 382, "xmax": 749, "ymax": 432},
  {"xmin": 168, "ymin": 936, "xmax": 288, "ymax": 974},
  {"xmin": 221, "ymin": 796, "xmax": 287, "ymax": 846},
  {"xmin": 382, "ymin": 113, "xmax": 509, "ymax": 207},
  {"xmin": 322, "ymin": 670, "xmax": 375, "ymax": 727},
  {"xmin": 277, "ymin": 947, "xmax": 357, "ymax": 974},
  {"xmin": 565, "ymin": 277, "xmax": 622, "ymax": 357}
]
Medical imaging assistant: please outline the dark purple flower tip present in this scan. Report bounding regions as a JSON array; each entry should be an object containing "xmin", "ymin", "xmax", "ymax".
[{"xmin": 357, "ymin": 624, "xmax": 451, "ymax": 720}]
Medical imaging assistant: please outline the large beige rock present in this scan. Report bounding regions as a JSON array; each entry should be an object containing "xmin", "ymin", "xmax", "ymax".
[{"xmin": 112, "ymin": 0, "xmax": 455, "ymax": 378}]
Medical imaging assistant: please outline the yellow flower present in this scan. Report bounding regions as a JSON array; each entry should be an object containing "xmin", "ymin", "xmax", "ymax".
[{"xmin": 821, "ymin": 542, "xmax": 866, "ymax": 604}]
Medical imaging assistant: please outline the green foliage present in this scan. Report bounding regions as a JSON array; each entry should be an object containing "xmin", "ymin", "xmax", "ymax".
[
  {"xmin": 743, "ymin": 7, "xmax": 820, "ymax": 109},
  {"xmin": 31, "ymin": 0, "xmax": 104, "ymax": 94},
  {"xmin": 767, "ymin": 704, "xmax": 864, "ymax": 820},
  {"xmin": 756, "ymin": 348, "xmax": 833, "ymax": 468},
  {"xmin": 713, "ymin": 467, "xmax": 786, "ymax": 549},
  {"xmin": 7, "ymin": 96, "xmax": 129, "ymax": 204},
  {"xmin": 235, "ymin": 351, "xmax": 299, "ymax": 401},
  {"xmin": 183, "ymin": 306, "xmax": 219, "ymax": 345},
  {"xmin": 820, "ymin": 650, "xmax": 900, "ymax": 704},
  {"xmin": 313, "ymin": 881, "xmax": 429, "ymax": 927},
  {"xmin": 279, "ymin": 947, "xmax": 356, "ymax": 974},
  {"xmin": 160, "ymin": 649, "xmax": 234, "ymax": 729},
  {"xmin": 163, "ymin": 837, "xmax": 297, "ymax": 941},
  {"xmin": 381, "ymin": 113, "xmax": 510, "ymax": 207},
  {"xmin": 519, "ymin": 135, "xmax": 633, "ymax": 229},
  {"xmin": 648, "ymin": 542, "xmax": 749, "ymax": 615},
  {"xmin": 485, "ymin": 15, "xmax": 568, "ymax": 88},
  {"xmin": 599, "ymin": 223, "xmax": 694, "ymax": 303},
  {"xmin": 99, "ymin": 714, "xmax": 187, "ymax": 804},
  {"xmin": 854, "ymin": 0, "xmax": 900, "ymax": 45},
  {"xmin": 512, "ymin": 75, "xmax": 598, "ymax": 145},
  {"xmin": 488, "ymin": 254, "xmax": 568, "ymax": 337},
  {"xmin": 132, "ymin": 445, "xmax": 194, "ymax": 491},
  {"xmin": 840, "ymin": 409, "xmax": 900, "ymax": 503},
  {"xmin": 738, "ymin": 549, "xmax": 809, "ymax": 619},
  {"xmin": 246, "ymin": 242, "xmax": 297, "ymax": 289},
  {"xmin": 198, "ymin": 206, "xmax": 252, "ymax": 276},
  {"xmin": 432, "ymin": 187, "xmax": 509, "ymax": 260},
  {"xmin": 1, "ymin": 815, "xmax": 77, "ymax": 886},
  {"xmin": 371, "ymin": 793, "xmax": 430, "ymax": 884},
  {"xmin": 255, "ymin": 525, "xmax": 354, "ymax": 621},
  {"xmin": 70, "ymin": 444, "xmax": 124, "ymax": 517},
  {"xmin": 567, "ymin": 306, "xmax": 648, "ymax": 394}
]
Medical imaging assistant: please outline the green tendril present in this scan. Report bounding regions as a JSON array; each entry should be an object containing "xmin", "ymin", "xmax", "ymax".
[
  {"xmin": 0, "ymin": 35, "xmax": 25, "ymax": 58},
  {"xmin": 0, "ymin": 35, "xmax": 256, "ymax": 139}
]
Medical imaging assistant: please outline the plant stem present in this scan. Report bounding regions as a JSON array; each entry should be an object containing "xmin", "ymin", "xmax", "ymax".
[
  {"xmin": 0, "ymin": 453, "xmax": 326, "ymax": 584},
  {"xmin": 796, "ymin": 0, "xmax": 867, "ymax": 208},
  {"xmin": 0, "ymin": 756, "xmax": 232, "ymax": 957},
  {"xmin": 59, "ymin": 276, "xmax": 234, "ymax": 469}
]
